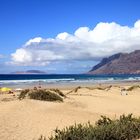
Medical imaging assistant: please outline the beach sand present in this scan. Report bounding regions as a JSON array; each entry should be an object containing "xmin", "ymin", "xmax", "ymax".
[{"xmin": 0, "ymin": 83, "xmax": 140, "ymax": 140}]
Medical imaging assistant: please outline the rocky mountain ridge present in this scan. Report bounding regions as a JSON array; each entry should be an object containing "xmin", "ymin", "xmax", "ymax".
[{"xmin": 88, "ymin": 50, "xmax": 140, "ymax": 74}]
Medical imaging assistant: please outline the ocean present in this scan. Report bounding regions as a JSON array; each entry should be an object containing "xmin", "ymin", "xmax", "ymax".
[{"xmin": 0, "ymin": 74, "xmax": 140, "ymax": 87}]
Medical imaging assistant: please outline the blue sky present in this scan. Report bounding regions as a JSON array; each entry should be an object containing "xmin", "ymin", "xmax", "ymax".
[{"xmin": 0, "ymin": 0, "xmax": 140, "ymax": 73}]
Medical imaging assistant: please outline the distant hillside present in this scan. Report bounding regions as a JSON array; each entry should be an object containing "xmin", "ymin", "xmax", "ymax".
[
  {"xmin": 12, "ymin": 70, "xmax": 46, "ymax": 74},
  {"xmin": 88, "ymin": 50, "xmax": 140, "ymax": 74}
]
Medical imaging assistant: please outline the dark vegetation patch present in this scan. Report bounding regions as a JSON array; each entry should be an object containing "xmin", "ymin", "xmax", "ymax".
[
  {"xmin": 38, "ymin": 114, "xmax": 140, "ymax": 140},
  {"xmin": 67, "ymin": 86, "xmax": 82, "ymax": 95},
  {"xmin": 18, "ymin": 89, "xmax": 29, "ymax": 100},
  {"xmin": 67, "ymin": 85, "xmax": 113, "ymax": 95},
  {"xmin": 28, "ymin": 90, "xmax": 63, "ymax": 102},
  {"xmin": 18, "ymin": 89, "xmax": 64, "ymax": 102},
  {"xmin": 50, "ymin": 88, "xmax": 66, "ymax": 97},
  {"xmin": 126, "ymin": 85, "xmax": 140, "ymax": 91}
]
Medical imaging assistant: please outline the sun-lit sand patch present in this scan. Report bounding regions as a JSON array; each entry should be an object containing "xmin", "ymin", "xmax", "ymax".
[{"xmin": 0, "ymin": 84, "xmax": 140, "ymax": 140}]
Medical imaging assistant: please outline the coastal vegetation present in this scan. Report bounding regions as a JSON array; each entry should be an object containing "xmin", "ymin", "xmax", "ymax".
[
  {"xmin": 50, "ymin": 88, "xmax": 66, "ymax": 97},
  {"xmin": 18, "ymin": 89, "xmax": 30, "ymax": 99},
  {"xmin": 67, "ymin": 85, "xmax": 113, "ymax": 95},
  {"xmin": 126, "ymin": 85, "xmax": 140, "ymax": 91},
  {"xmin": 39, "ymin": 114, "xmax": 140, "ymax": 140},
  {"xmin": 18, "ymin": 88, "xmax": 64, "ymax": 102}
]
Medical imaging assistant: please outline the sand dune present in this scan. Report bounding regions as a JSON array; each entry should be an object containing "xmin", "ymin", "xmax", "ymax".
[{"xmin": 0, "ymin": 85, "xmax": 140, "ymax": 140}]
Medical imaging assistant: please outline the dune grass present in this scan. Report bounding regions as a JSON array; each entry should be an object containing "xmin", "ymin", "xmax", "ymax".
[
  {"xmin": 50, "ymin": 88, "xmax": 66, "ymax": 97},
  {"xmin": 18, "ymin": 89, "xmax": 64, "ymax": 102},
  {"xmin": 18, "ymin": 89, "xmax": 29, "ymax": 100},
  {"xmin": 29, "ymin": 90, "xmax": 63, "ymax": 102},
  {"xmin": 126, "ymin": 85, "xmax": 140, "ymax": 91}
]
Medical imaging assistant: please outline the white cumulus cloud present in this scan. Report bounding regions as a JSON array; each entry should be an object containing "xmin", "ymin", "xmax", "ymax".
[
  {"xmin": 25, "ymin": 37, "xmax": 42, "ymax": 46},
  {"xmin": 10, "ymin": 20, "xmax": 140, "ymax": 66}
]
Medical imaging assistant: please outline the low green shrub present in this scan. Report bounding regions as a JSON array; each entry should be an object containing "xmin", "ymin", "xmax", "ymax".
[
  {"xmin": 18, "ymin": 89, "xmax": 63, "ymax": 102},
  {"xmin": 28, "ymin": 89, "xmax": 63, "ymax": 102},
  {"xmin": 38, "ymin": 114, "xmax": 140, "ymax": 140}
]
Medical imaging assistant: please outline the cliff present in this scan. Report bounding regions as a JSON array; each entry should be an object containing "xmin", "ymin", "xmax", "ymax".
[{"xmin": 88, "ymin": 50, "xmax": 140, "ymax": 74}]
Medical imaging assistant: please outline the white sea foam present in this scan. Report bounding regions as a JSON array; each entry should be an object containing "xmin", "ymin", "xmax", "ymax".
[
  {"xmin": 0, "ymin": 78, "xmax": 75, "ymax": 85},
  {"xmin": 0, "ymin": 76, "xmax": 140, "ymax": 86}
]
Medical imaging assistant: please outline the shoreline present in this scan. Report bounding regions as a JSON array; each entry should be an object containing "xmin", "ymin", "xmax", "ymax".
[{"xmin": 1, "ymin": 80, "xmax": 140, "ymax": 90}]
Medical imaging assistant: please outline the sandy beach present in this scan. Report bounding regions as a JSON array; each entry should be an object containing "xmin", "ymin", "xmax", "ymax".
[{"xmin": 0, "ymin": 83, "xmax": 140, "ymax": 140}]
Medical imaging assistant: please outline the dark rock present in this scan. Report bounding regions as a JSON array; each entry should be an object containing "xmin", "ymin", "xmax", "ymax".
[{"xmin": 88, "ymin": 50, "xmax": 140, "ymax": 74}]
